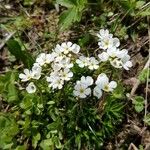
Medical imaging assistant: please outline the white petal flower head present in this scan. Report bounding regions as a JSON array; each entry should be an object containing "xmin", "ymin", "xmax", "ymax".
[
  {"xmin": 97, "ymin": 29, "xmax": 113, "ymax": 39},
  {"xmin": 122, "ymin": 61, "xmax": 132, "ymax": 70},
  {"xmin": 31, "ymin": 63, "xmax": 42, "ymax": 80},
  {"xmin": 54, "ymin": 44, "xmax": 64, "ymax": 54},
  {"xmin": 46, "ymin": 71, "xmax": 60, "ymax": 82},
  {"xmin": 36, "ymin": 53, "xmax": 53, "ymax": 66},
  {"xmin": 112, "ymin": 37, "xmax": 120, "ymax": 48},
  {"xmin": 97, "ymin": 29, "xmax": 120, "ymax": 50},
  {"xmin": 61, "ymin": 42, "xmax": 72, "ymax": 54},
  {"xmin": 76, "ymin": 56, "xmax": 90, "ymax": 68},
  {"xmin": 88, "ymin": 57, "xmax": 99, "ymax": 70},
  {"xmin": 107, "ymin": 47, "xmax": 119, "ymax": 58},
  {"xmin": 31, "ymin": 70, "xmax": 41, "ymax": 80},
  {"xmin": 47, "ymin": 72, "xmax": 64, "ymax": 90},
  {"xmin": 70, "ymin": 43, "xmax": 80, "ymax": 54},
  {"xmin": 53, "ymin": 78, "xmax": 64, "ymax": 89},
  {"xmin": 95, "ymin": 73, "xmax": 117, "ymax": 92},
  {"xmin": 59, "ymin": 57, "xmax": 73, "ymax": 69},
  {"xmin": 95, "ymin": 73, "xmax": 109, "ymax": 89},
  {"xmin": 60, "ymin": 68, "xmax": 73, "ymax": 81},
  {"xmin": 51, "ymin": 63, "xmax": 62, "ymax": 72},
  {"xmin": 121, "ymin": 54, "xmax": 132, "ymax": 70},
  {"xmin": 98, "ymin": 37, "xmax": 114, "ymax": 50},
  {"xmin": 79, "ymin": 76, "xmax": 94, "ymax": 86},
  {"xmin": 98, "ymin": 52, "xmax": 109, "ymax": 62},
  {"xmin": 93, "ymin": 86, "xmax": 102, "ymax": 99},
  {"xmin": 107, "ymin": 81, "xmax": 117, "ymax": 91},
  {"xmin": 32, "ymin": 63, "xmax": 42, "ymax": 72},
  {"xmin": 26, "ymin": 82, "xmax": 36, "ymax": 93},
  {"xmin": 57, "ymin": 42, "xmax": 80, "ymax": 55},
  {"xmin": 19, "ymin": 69, "xmax": 32, "ymax": 82},
  {"xmin": 116, "ymin": 49, "xmax": 128, "ymax": 59},
  {"xmin": 73, "ymin": 83, "xmax": 91, "ymax": 98}
]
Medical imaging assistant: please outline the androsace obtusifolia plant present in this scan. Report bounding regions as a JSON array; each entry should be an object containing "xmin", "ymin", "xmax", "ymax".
[
  {"xmin": 16, "ymin": 29, "xmax": 133, "ymax": 149},
  {"xmin": 19, "ymin": 29, "xmax": 132, "ymax": 95}
]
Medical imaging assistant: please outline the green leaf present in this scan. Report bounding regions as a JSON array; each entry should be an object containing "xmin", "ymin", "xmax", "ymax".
[
  {"xmin": 136, "ymin": 1, "xmax": 145, "ymax": 9},
  {"xmin": 133, "ymin": 96, "xmax": 144, "ymax": 113},
  {"xmin": 23, "ymin": 0, "xmax": 36, "ymax": 6},
  {"xmin": 53, "ymin": 136, "xmax": 62, "ymax": 149},
  {"xmin": 40, "ymin": 139, "xmax": 53, "ymax": 150},
  {"xmin": 75, "ymin": 134, "xmax": 81, "ymax": 150},
  {"xmin": 32, "ymin": 133, "xmax": 41, "ymax": 148},
  {"xmin": 47, "ymin": 101, "xmax": 55, "ymax": 105},
  {"xmin": 0, "ymin": 71, "xmax": 18, "ymax": 103},
  {"xmin": 0, "ymin": 113, "xmax": 19, "ymax": 149},
  {"xmin": 15, "ymin": 145, "xmax": 27, "ymax": 150},
  {"xmin": 138, "ymin": 8, "xmax": 150, "ymax": 16},
  {"xmin": 134, "ymin": 104, "xmax": 144, "ymax": 113},
  {"xmin": 6, "ymin": 39, "xmax": 34, "ymax": 68},
  {"xmin": 59, "ymin": 7, "xmax": 78, "ymax": 31},
  {"xmin": 144, "ymin": 114, "xmax": 150, "ymax": 126},
  {"xmin": 138, "ymin": 68, "xmax": 150, "ymax": 82},
  {"xmin": 56, "ymin": 0, "xmax": 75, "ymax": 8},
  {"xmin": 58, "ymin": 0, "xmax": 87, "ymax": 30}
]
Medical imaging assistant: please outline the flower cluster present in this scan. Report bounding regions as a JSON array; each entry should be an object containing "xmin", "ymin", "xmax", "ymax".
[
  {"xmin": 73, "ymin": 74, "xmax": 117, "ymax": 99},
  {"xmin": 19, "ymin": 42, "xmax": 80, "ymax": 93},
  {"xmin": 19, "ymin": 29, "xmax": 132, "ymax": 99},
  {"xmin": 97, "ymin": 29, "xmax": 132, "ymax": 70},
  {"xmin": 46, "ymin": 42, "xmax": 80, "ymax": 90}
]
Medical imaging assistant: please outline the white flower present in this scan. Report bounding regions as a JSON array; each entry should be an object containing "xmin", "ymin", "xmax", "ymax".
[
  {"xmin": 95, "ymin": 73, "xmax": 117, "ymax": 92},
  {"xmin": 97, "ymin": 29, "xmax": 113, "ymax": 39},
  {"xmin": 98, "ymin": 38, "xmax": 113, "ymax": 50},
  {"xmin": 19, "ymin": 69, "xmax": 32, "ymax": 82},
  {"xmin": 31, "ymin": 63, "xmax": 42, "ymax": 80},
  {"xmin": 32, "ymin": 63, "xmax": 42, "ymax": 72},
  {"xmin": 73, "ymin": 83, "xmax": 91, "ymax": 98},
  {"xmin": 77, "ymin": 76, "xmax": 93, "ymax": 86},
  {"xmin": 71, "ymin": 43, "xmax": 80, "ymax": 54},
  {"xmin": 47, "ymin": 72, "xmax": 64, "ymax": 90},
  {"xmin": 113, "ymin": 38, "xmax": 120, "ymax": 48},
  {"xmin": 88, "ymin": 57, "xmax": 99, "ymax": 70},
  {"xmin": 97, "ymin": 29, "xmax": 120, "ymax": 50},
  {"xmin": 76, "ymin": 56, "xmax": 90, "ymax": 68},
  {"xmin": 55, "ymin": 42, "xmax": 80, "ymax": 55},
  {"xmin": 107, "ymin": 47, "xmax": 119, "ymax": 58},
  {"xmin": 48, "ymin": 76, "xmax": 64, "ymax": 90},
  {"xmin": 98, "ymin": 52, "xmax": 109, "ymax": 62},
  {"xmin": 116, "ymin": 49, "xmax": 128, "ymax": 58},
  {"xmin": 36, "ymin": 53, "xmax": 54, "ymax": 66},
  {"xmin": 121, "ymin": 54, "xmax": 132, "ymax": 70},
  {"xmin": 93, "ymin": 86, "xmax": 102, "ymax": 98},
  {"xmin": 54, "ymin": 53, "xmax": 65, "ymax": 62},
  {"xmin": 60, "ymin": 68, "xmax": 73, "ymax": 81},
  {"xmin": 55, "ymin": 44, "xmax": 64, "ymax": 54},
  {"xmin": 26, "ymin": 82, "xmax": 36, "ymax": 93},
  {"xmin": 31, "ymin": 70, "xmax": 41, "ymax": 80},
  {"xmin": 58, "ymin": 57, "xmax": 73, "ymax": 69},
  {"xmin": 46, "ymin": 71, "xmax": 59, "ymax": 82}
]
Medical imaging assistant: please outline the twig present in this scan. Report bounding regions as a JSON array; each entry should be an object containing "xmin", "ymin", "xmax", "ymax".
[
  {"xmin": 130, "ymin": 59, "xmax": 150, "ymax": 99},
  {"xmin": 0, "ymin": 32, "xmax": 15, "ymax": 50},
  {"xmin": 128, "ymin": 143, "xmax": 138, "ymax": 150},
  {"xmin": 4, "ymin": 105, "xmax": 10, "ymax": 112}
]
